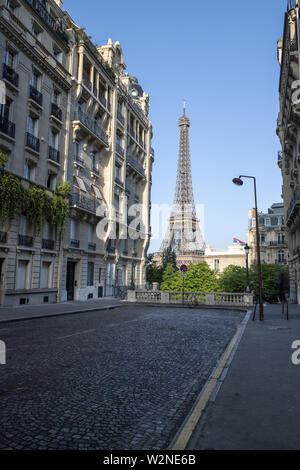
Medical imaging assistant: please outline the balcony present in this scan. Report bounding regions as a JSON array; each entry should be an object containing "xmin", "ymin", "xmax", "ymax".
[
  {"xmin": 116, "ymin": 142, "xmax": 124, "ymax": 157},
  {"xmin": 3, "ymin": 63, "xmax": 19, "ymax": 88},
  {"xmin": 91, "ymin": 166, "xmax": 100, "ymax": 176},
  {"xmin": 18, "ymin": 234, "xmax": 33, "ymax": 247},
  {"xmin": 50, "ymin": 103, "xmax": 62, "ymax": 122},
  {"xmin": 269, "ymin": 241, "xmax": 286, "ymax": 247},
  {"xmin": 29, "ymin": 85, "xmax": 43, "ymax": 107},
  {"xmin": 74, "ymin": 155, "xmax": 85, "ymax": 167},
  {"xmin": 26, "ymin": 132, "xmax": 40, "ymax": 153},
  {"xmin": 48, "ymin": 146, "xmax": 60, "ymax": 164},
  {"xmin": 117, "ymin": 110, "xmax": 125, "ymax": 126},
  {"xmin": 25, "ymin": 0, "xmax": 69, "ymax": 45},
  {"xmin": 70, "ymin": 193, "xmax": 97, "ymax": 214},
  {"xmin": 126, "ymin": 155, "xmax": 146, "ymax": 178},
  {"xmin": 88, "ymin": 242, "xmax": 96, "ymax": 251},
  {"xmin": 70, "ymin": 239, "xmax": 80, "ymax": 249},
  {"xmin": 42, "ymin": 239, "xmax": 55, "ymax": 250},
  {"xmin": 0, "ymin": 231, "xmax": 7, "ymax": 243},
  {"xmin": 74, "ymin": 109, "xmax": 109, "ymax": 146},
  {"xmin": 0, "ymin": 116, "xmax": 15, "ymax": 139},
  {"xmin": 287, "ymin": 185, "xmax": 300, "ymax": 224}
]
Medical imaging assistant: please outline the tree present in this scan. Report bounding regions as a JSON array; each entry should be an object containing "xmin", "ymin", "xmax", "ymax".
[
  {"xmin": 146, "ymin": 254, "xmax": 163, "ymax": 284},
  {"xmin": 219, "ymin": 265, "xmax": 247, "ymax": 293},
  {"xmin": 161, "ymin": 247, "xmax": 177, "ymax": 271},
  {"xmin": 249, "ymin": 264, "xmax": 289, "ymax": 303},
  {"xmin": 161, "ymin": 262, "xmax": 220, "ymax": 292}
]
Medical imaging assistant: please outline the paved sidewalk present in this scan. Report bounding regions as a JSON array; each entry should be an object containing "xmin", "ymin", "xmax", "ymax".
[
  {"xmin": 187, "ymin": 304, "xmax": 300, "ymax": 450},
  {"xmin": 0, "ymin": 298, "xmax": 122, "ymax": 323}
]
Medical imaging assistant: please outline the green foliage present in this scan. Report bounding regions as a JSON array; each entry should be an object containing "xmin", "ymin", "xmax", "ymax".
[
  {"xmin": 0, "ymin": 173, "xmax": 25, "ymax": 221},
  {"xmin": 104, "ymin": 61, "xmax": 116, "ymax": 80},
  {"xmin": 0, "ymin": 172, "xmax": 69, "ymax": 232},
  {"xmin": 145, "ymin": 254, "xmax": 163, "ymax": 284},
  {"xmin": 0, "ymin": 151, "xmax": 7, "ymax": 168},
  {"xmin": 161, "ymin": 262, "xmax": 220, "ymax": 292},
  {"xmin": 219, "ymin": 265, "xmax": 247, "ymax": 293},
  {"xmin": 249, "ymin": 264, "xmax": 289, "ymax": 302},
  {"xmin": 56, "ymin": 181, "xmax": 71, "ymax": 197}
]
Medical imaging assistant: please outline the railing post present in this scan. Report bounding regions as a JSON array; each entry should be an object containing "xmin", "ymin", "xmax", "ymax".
[
  {"xmin": 161, "ymin": 291, "xmax": 169, "ymax": 304},
  {"xmin": 206, "ymin": 293, "xmax": 215, "ymax": 305},
  {"xmin": 127, "ymin": 290, "xmax": 136, "ymax": 302}
]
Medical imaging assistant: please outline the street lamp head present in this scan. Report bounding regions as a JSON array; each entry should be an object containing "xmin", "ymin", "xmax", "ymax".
[
  {"xmin": 233, "ymin": 177, "xmax": 244, "ymax": 186},
  {"xmin": 244, "ymin": 243, "xmax": 250, "ymax": 255}
]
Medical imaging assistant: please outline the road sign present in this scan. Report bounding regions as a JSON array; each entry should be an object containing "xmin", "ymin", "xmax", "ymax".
[{"xmin": 180, "ymin": 265, "xmax": 188, "ymax": 273}]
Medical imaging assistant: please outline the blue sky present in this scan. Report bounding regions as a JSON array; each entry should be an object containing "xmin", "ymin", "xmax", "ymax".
[{"xmin": 63, "ymin": 0, "xmax": 287, "ymax": 252}]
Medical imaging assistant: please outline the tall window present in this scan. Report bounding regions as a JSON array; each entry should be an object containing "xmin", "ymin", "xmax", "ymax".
[
  {"xmin": 0, "ymin": 97, "xmax": 12, "ymax": 122},
  {"xmin": 6, "ymin": 0, "xmax": 18, "ymax": 15},
  {"xmin": 74, "ymin": 139, "xmax": 82, "ymax": 159},
  {"xmin": 49, "ymin": 129, "xmax": 58, "ymax": 149},
  {"xmin": 27, "ymin": 115, "xmax": 38, "ymax": 136},
  {"xmin": 87, "ymin": 262, "xmax": 94, "ymax": 286},
  {"xmin": 16, "ymin": 260, "xmax": 29, "ymax": 290},
  {"xmin": 278, "ymin": 250, "xmax": 285, "ymax": 263},
  {"xmin": 32, "ymin": 23, "xmax": 43, "ymax": 41},
  {"xmin": 52, "ymin": 89, "xmax": 60, "ymax": 106},
  {"xmin": 40, "ymin": 262, "xmax": 52, "ymax": 289},
  {"xmin": 30, "ymin": 70, "xmax": 40, "ymax": 90},
  {"xmin": 5, "ymin": 48, "xmax": 15, "ymax": 68},
  {"xmin": 278, "ymin": 233, "xmax": 285, "ymax": 244},
  {"xmin": 24, "ymin": 161, "xmax": 35, "ymax": 182},
  {"xmin": 214, "ymin": 259, "xmax": 220, "ymax": 272}
]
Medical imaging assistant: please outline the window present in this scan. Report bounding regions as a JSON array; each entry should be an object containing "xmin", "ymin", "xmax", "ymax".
[
  {"xmin": 278, "ymin": 250, "xmax": 285, "ymax": 263},
  {"xmin": 53, "ymin": 44, "xmax": 63, "ymax": 63},
  {"xmin": 30, "ymin": 70, "xmax": 40, "ymax": 90},
  {"xmin": 70, "ymin": 219, "xmax": 77, "ymax": 240},
  {"xmin": 259, "ymin": 234, "xmax": 265, "ymax": 244},
  {"xmin": 6, "ymin": 0, "xmax": 18, "ymax": 15},
  {"xmin": 0, "ymin": 97, "xmax": 12, "ymax": 122},
  {"xmin": 214, "ymin": 259, "xmax": 220, "ymax": 272},
  {"xmin": 32, "ymin": 22, "xmax": 43, "ymax": 41},
  {"xmin": 88, "ymin": 224, "xmax": 93, "ymax": 243},
  {"xmin": 47, "ymin": 172, "xmax": 57, "ymax": 190},
  {"xmin": 115, "ymin": 164, "xmax": 122, "ymax": 180},
  {"xmin": 98, "ymin": 268, "xmax": 102, "ymax": 283},
  {"xmin": 24, "ymin": 161, "xmax": 35, "ymax": 182},
  {"xmin": 43, "ymin": 221, "xmax": 53, "ymax": 240},
  {"xmin": 49, "ymin": 129, "xmax": 58, "ymax": 149},
  {"xmin": 87, "ymin": 262, "xmax": 94, "ymax": 287},
  {"xmin": 74, "ymin": 139, "xmax": 82, "ymax": 159},
  {"xmin": 5, "ymin": 48, "xmax": 15, "ymax": 68},
  {"xmin": 114, "ymin": 193, "xmax": 119, "ymax": 212},
  {"xmin": 278, "ymin": 233, "xmax": 285, "ymax": 244},
  {"xmin": 27, "ymin": 115, "xmax": 38, "ymax": 136},
  {"xmin": 52, "ymin": 89, "xmax": 60, "ymax": 106},
  {"xmin": 265, "ymin": 218, "xmax": 270, "ymax": 226},
  {"xmin": 16, "ymin": 260, "xmax": 29, "ymax": 290},
  {"xmin": 75, "ymin": 176, "xmax": 86, "ymax": 192},
  {"xmin": 40, "ymin": 262, "xmax": 52, "ymax": 289},
  {"xmin": 92, "ymin": 185, "xmax": 102, "ymax": 200},
  {"xmin": 19, "ymin": 215, "xmax": 27, "ymax": 236},
  {"xmin": 91, "ymin": 152, "xmax": 98, "ymax": 170}
]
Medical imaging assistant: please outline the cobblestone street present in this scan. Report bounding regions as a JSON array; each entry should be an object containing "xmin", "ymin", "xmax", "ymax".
[{"xmin": 0, "ymin": 306, "xmax": 245, "ymax": 450}]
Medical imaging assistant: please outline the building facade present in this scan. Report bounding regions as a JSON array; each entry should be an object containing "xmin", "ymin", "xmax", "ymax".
[
  {"xmin": 277, "ymin": 0, "xmax": 300, "ymax": 303},
  {"xmin": 0, "ymin": 0, "xmax": 153, "ymax": 307},
  {"xmin": 204, "ymin": 244, "xmax": 246, "ymax": 274},
  {"xmin": 247, "ymin": 204, "xmax": 288, "ymax": 267}
]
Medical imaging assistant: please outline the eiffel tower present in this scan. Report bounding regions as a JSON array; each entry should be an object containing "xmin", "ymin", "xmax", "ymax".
[{"xmin": 158, "ymin": 102, "xmax": 205, "ymax": 266}]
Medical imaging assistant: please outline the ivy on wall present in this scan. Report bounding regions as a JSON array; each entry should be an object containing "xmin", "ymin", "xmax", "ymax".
[{"xmin": 0, "ymin": 171, "xmax": 70, "ymax": 233}]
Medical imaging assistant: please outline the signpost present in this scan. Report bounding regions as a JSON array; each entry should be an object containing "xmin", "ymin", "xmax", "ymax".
[{"xmin": 180, "ymin": 265, "xmax": 188, "ymax": 304}]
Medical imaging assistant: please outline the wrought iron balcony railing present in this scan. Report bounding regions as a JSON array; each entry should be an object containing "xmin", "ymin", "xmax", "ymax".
[
  {"xmin": 0, "ymin": 231, "xmax": 7, "ymax": 243},
  {"xmin": 3, "ymin": 63, "xmax": 19, "ymax": 88},
  {"xmin": 74, "ymin": 109, "xmax": 108, "ymax": 146},
  {"xmin": 116, "ymin": 142, "xmax": 124, "ymax": 157},
  {"xmin": 126, "ymin": 155, "xmax": 146, "ymax": 178},
  {"xmin": 48, "ymin": 146, "xmax": 60, "ymax": 163},
  {"xmin": 0, "ymin": 116, "xmax": 15, "ymax": 138},
  {"xmin": 70, "ymin": 193, "xmax": 97, "ymax": 214},
  {"xmin": 88, "ymin": 242, "xmax": 96, "ymax": 251},
  {"xmin": 29, "ymin": 85, "xmax": 43, "ymax": 106},
  {"xmin": 70, "ymin": 239, "xmax": 80, "ymax": 248},
  {"xmin": 287, "ymin": 185, "xmax": 300, "ymax": 223},
  {"xmin": 18, "ymin": 234, "xmax": 33, "ymax": 247},
  {"xmin": 25, "ymin": 0, "xmax": 68, "ymax": 45},
  {"xmin": 269, "ymin": 241, "xmax": 286, "ymax": 247},
  {"xmin": 42, "ymin": 239, "xmax": 55, "ymax": 250},
  {"xmin": 50, "ymin": 102, "xmax": 62, "ymax": 121},
  {"xmin": 26, "ymin": 132, "xmax": 40, "ymax": 152}
]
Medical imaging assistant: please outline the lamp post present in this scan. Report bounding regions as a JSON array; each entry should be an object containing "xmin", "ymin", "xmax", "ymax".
[
  {"xmin": 244, "ymin": 243, "xmax": 250, "ymax": 293},
  {"xmin": 233, "ymin": 175, "xmax": 264, "ymax": 321}
]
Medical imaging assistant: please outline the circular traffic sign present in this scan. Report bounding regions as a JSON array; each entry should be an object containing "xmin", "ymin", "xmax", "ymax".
[{"xmin": 180, "ymin": 265, "xmax": 188, "ymax": 273}]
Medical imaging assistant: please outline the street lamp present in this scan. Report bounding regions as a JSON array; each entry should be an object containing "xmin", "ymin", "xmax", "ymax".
[
  {"xmin": 233, "ymin": 175, "xmax": 264, "ymax": 321},
  {"xmin": 244, "ymin": 243, "xmax": 250, "ymax": 293}
]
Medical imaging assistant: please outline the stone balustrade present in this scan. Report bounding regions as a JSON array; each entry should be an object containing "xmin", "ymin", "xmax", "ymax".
[{"xmin": 127, "ymin": 290, "xmax": 254, "ymax": 307}]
